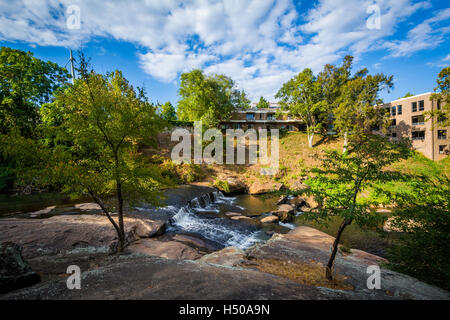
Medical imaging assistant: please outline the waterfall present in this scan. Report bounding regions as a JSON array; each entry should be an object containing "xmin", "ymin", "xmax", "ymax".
[{"xmin": 169, "ymin": 190, "xmax": 262, "ymax": 250}]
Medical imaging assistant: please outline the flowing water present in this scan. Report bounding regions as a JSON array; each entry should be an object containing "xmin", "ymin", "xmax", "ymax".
[{"xmin": 0, "ymin": 185, "xmax": 293, "ymax": 249}]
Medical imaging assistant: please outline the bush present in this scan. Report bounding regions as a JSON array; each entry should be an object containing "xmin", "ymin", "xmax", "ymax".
[
  {"xmin": 213, "ymin": 178, "xmax": 230, "ymax": 193},
  {"xmin": 385, "ymin": 175, "xmax": 450, "ymax": 291}
]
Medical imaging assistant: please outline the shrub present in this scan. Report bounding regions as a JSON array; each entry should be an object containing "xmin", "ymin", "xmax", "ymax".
[{"xmin": 213, "ymin": 178, "xmax": 230, "ymax": 193}]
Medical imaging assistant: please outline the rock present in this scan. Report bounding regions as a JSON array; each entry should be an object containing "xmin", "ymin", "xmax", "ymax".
[
  {"xmin": 1, "ymin": 254, "xmax": 355, "ymax": 300},
  {"xmin": 248, "ymin": 182, "xmax": 283, "ymax": 195},
  {"xmin": 134, "ymin": 220, "xmax": 166, "ymax": 238},
  {"xmin": 127, "ymin": 239, "xmax": 202, "ymax": 260},
  {"xmin": 230, "ymin": 215, "xmax": 261, "ymax": 227},
  {"xmin": 199, "ymin": 247, "xmax": 246, "ymax": 267},
  {"xmin": 171, "ymin": 234, "xmax": 218, "ymax": 252},
  {"xmin": 0, "ymin": 215, "xmax": 167, "ymax": 258},
  {"xmin": 245, "ymin": 226, "xmax": 450, "ymax": 300},
  {"xmin": 0, "ymin": 242, "xmax": 40, "ymax": 294},
  {"xmin": 289, "ymin": 181, "xmax": 308, "ymax": 191},
  {"xmin": 29, "ymin": 206, "xmax": 56, "ymax": 218},
  {"xmin": 74, "ymin": 203, "xmax": 102, "ymax": 211},
  {"xmin": 217, "ymin": 176, "xmax": 247, "ymax": 195},
  {"xmin": 276, "ymin": 195, "xmax": 289, "ymax": 205},
  {"xmin": 260, "ymin": 215, "xmax": 279, "ymax": 223},
  {"xmin": 273, "ymin": 204, "xmax": 295, "ymax": 222},
  {"xmin": 225, "ymin": 212, "xmax": 242, "ymax": 217}
]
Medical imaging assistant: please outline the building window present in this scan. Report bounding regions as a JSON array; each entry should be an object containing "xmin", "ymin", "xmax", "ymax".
[
  {"xmin": 412, "ymin": 115, "xmax": 425, "ymax": 125},
  {"xmin": 391, "ymin": 132, "xmax": 397, "ymax": 139},
  {"xmin": 246, "ymin": 113, "xmax": 255, "ymax": 120},
  {"xmin": 439, "ymin": 145, "xmax": 447, "ymax": 154},
  {"xmin": 419, "ymin": 100, "xmax": 424, "ymax": 111},
  {"xmin": 412, "ymin": 131, "xmax": 425, "ymax": 140},
  {"xmin": 234, "ymin": 123, "xmax": 241, "ymax": 129},
  {"xmin": 438, "ymin": 130, "xmax": 447, "ymax": 140},
  {"xmin": 412, "ymin": 101, "xmax": 417, "ymax": 112},
  {"xmin": 437, "ymin": 100, "xmax": 441, "ymax": 110},
  {"xmin": 248, "ymin": 124, "xmax": 254, "ymax": 129},
  {"xmin": 397, "ymin": 105, "xmax": 402, "ymax": 115},
  {"xmin": 391, "ymin": 106, "xmax": 396, "ymax": 116},
  {"xmin": 267, "ymin": 113, "xmax": 275, "ymax": 120}
]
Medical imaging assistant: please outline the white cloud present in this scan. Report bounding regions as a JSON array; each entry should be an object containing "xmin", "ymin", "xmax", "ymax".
[
  {"xmin": 383, "ymin": 7, "xmax": 450, "ymax": 57},
  {"xmin": 0, "ymin": 0, "xmax": 443, "ymax": 100}
]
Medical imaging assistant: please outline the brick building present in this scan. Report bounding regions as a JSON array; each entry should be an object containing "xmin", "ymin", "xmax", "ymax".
[{"xmin": 376, "ymin": 92, "xmax": 448, "ymax": 160}]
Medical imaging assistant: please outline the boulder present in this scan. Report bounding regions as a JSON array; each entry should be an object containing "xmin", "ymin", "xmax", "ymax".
[
  {"xmin": 260, "ymin": 215, "xmax": 279, "ymax": 223},
  {"xmin": 273, "ymin": 204, "xmax": 295, "ymax": 222},
  {"xmin": 225, "ymin": 212, "xmax": 242, "ymax": 217},
  {"xmin": 248, "ymin": 182, "xmax": 283, "ymax": 195},
  {"xmin": 127, "ymin": 239, "xmax": 202, "ymax": 260},
  {"xmin": 199, "ymin": 247, "xmax": 246, "ymax": 267},
  {"xmin": 74, "ymin": 203, "xmax": 102, "ymax": 211},
  {"xmin": 0, "ymin": 215, "xmax": 167, "ymax": 258},
  {"xmin": 217, "ymin": 176, "xmax": 247, "ymax": 195},
  {"xmin": 0, "ymin": 242, "xmax": 40, "ymax": 294},
  {"xmin": 230, "ymin": 215, "xmax": 261, "ymax": 227}
]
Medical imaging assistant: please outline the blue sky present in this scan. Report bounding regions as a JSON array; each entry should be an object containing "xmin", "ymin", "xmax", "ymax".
[{"xmin": 0, "ymin": 0, "xmax": 449, "ymax": 105}]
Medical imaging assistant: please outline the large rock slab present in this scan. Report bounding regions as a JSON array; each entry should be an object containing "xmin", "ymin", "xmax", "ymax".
[
  {"xmin": 199, "ymin": 247, "xmax": 246, "ymax": 267},
  {"xmin": 273, "ymin": 204, "xmax": 295, "ymax": 222},
  {"xmin": 0, "ymin": 242, "xmax": 40, "ymax": 294},
  {"xmin": 248, "ymin": 182, "xmax": 283, "ymax": 195},
  {"xmin": 0, "ymin": 254, "xmax": 354, "ymax": 300},
  {"xmin": 246, "ymin": 226, "xmax": 450, "ymax": 300},
  {"xmin": 127, "ymin": 239, "xmax": 202, "ymax": 260},
  {"xmin": 0, "ymin": 215, "xmax": 166, "ymax": 258}
]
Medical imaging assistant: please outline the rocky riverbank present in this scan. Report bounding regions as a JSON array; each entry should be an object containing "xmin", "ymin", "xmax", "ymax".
[{"xmin": 1, "ymin": 212, "xmax": 448, "ymax": 300}]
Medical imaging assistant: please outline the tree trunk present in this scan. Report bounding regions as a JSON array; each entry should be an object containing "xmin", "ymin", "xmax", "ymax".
[
  {"xmin": 343, "ymin": 131, "xmax": 348, "ymax": 153},
  {"xmin": 325, "ymin": 218, "xmax": 352, "ymax": 280},
  {"xmin": 116, "ymin": 180, "xmax": 125, "ymax": 252},
  {"xmin": 307, "ymin": 125, "xmax": 314, "ymax": 147}
]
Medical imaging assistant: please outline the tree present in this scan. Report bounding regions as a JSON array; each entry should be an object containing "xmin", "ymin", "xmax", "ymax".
[
  {"xmin": 386, "ymin": 175, "xmax": 450, "ymax": 291},
  {"xmin": 160, "ymin": 101, "xmax": 177, "ymax": 121},
  {"xmin": 177, "ymin": 69, "xmax": 242, "ymax": 128},
  {"xmin": 276, "ymin": 68, "xmax": 325, "ymax": 147},
  {"xmin": 256, "ymin": 96, "xmax": 270, "ymax": 109},
  {"xmin": 334, "ymin": 71, "xmax": 393, "ymax": 151},
  {"xmin": 41, "ymin": 65, "xmax": 166, "ymax": 252},
  {"xmin": 400, "ymin": 92, "xmax": 414, "ymax": 99},
  {"xmin": 0, "ymin": 47, "xmax": 69, "ymax": 137},
  {"xmin": 236, "ymin": 90, "xmax": 251, "ymax": 109},
  {"xmin": 303, "ymin": 134, "xmax": 410, "ymax": 280},
  {"xmin": 425, "ymin": 66, "xmax": 449, "ymax": 127}
]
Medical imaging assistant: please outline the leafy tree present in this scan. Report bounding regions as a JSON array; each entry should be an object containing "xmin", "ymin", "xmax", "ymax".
[
  {"xmin": 160, "ymin": 101, "xmax": 177, "ymax": 121},
  {"xmin": 41, "ymin": 65, "xmax": 167, "ymax": 252},
  {"xmin": 386, "ymin": 175, "xmax": 450, "ymax": 290},
  {"xmin": 334, "ymin": 70, "xmax": 393, "ymax": 151},
  {"xmin": 276, "ymin": 68, "xmax": 325, "ymax": 147},
  {"xmin": 256, "ymin": 96, "xmax": 270, "ymax": 109},
  {"xmin": 425, "ymin": 66, "xmax": 449, "ymax": 127},
  {"xmin": 177, "ymin": 69, "xmax": 242, "ymax": 128},
  {"xmin": 400, "ymin": 92, "xmax": 414, "ymax": 99},
  {"xmin": 303, "ymin": 134, "xmax": 410, "ymax": 280},
  {"xmin": 0, "ymin": 47, "xmax": 69, "ymax": 137},
  {"xmin": 236, "ymin": 90, "xmax": 251, "ymax": 109}
]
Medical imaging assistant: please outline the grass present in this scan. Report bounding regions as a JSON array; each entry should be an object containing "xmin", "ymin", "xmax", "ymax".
[{"xmin": 247, "ymin": 258, "xmax": 353, "ymax": 290}]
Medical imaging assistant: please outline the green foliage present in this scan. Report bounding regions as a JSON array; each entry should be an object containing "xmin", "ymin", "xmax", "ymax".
[
  {"xmin": 304, "ymin": 134, "xmax": 410, "ymax": 227},
  {"xmin": 213, "ymin": 178, "xmax": 230, "ymax": 193},
  {"xmin": 256, "ymin": 96, "xmax": 270, "ymax": 109},
  {"xmin": 400, "ymin": 92, "xmax": 414, "ymax": 99},
  {"xmin": 177, "ymin": 69, "xmax": 245, "ymax": 128},
  {"xmin": 0, "ymin": 47, "xmax": 69, "ymax": 137},
  {"xmin": 334, "ymin": 70, "xmax": 393, "ymax": 140},
  {"xmin": 276, "ymin": 68, "xmax": 326, "ymax": 147},
  {"xmin": 160, "ymin": 101, "xmax": 177, "ymax": 121},
  {"xmin": 385, "ymin": 175, "xmax": 450, "ymax": 290},
  {"xmin": 425, "ymin": 66, "xmax": 449, "ymax": 127}
]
